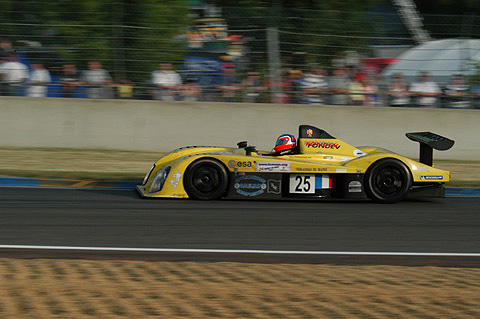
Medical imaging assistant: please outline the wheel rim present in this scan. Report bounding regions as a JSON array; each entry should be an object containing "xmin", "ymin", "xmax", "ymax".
[
  {"xmin": 373, "ymin": 166, "xmax": 404, "ymax": 196},
  {"xmin": 191, "ymin": 165, "xmax": 221, "ymax": 194}
]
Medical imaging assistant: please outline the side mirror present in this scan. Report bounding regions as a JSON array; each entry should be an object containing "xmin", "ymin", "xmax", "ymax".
[{"xmin": 237, "ymin": 141, "xmax": 248, "ymax": 148}]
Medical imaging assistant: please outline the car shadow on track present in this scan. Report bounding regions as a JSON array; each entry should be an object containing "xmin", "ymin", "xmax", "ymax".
[{"xmin": 76, "ymin": 188, "xmax": 442, "ymax": 205}]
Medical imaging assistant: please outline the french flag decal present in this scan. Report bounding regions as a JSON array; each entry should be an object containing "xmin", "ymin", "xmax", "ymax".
[{"xmin": 315, "ymin": 174, "xmax": 335, "ymax": 189}]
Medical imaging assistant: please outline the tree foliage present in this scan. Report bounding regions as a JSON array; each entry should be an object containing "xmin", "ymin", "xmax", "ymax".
[
  {"xmin": 0, "ymin": 0, "xmax": 191, "ymax": 83},
  {"xmin": 215, "ymin": 1, "xmax": 378, "ymax": 71}
]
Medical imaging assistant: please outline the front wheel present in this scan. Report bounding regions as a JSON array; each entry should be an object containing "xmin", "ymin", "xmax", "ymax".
[
  {"xmin": 183, "ymin": 159, "xmax": 228, "ymax": 200},
  {"xmin": 365, "ymin": 159, "xmax": 412, "ymax": 204}
]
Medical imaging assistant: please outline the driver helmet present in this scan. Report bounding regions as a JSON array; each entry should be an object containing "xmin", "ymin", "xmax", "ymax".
[{"xmin": 274, "ymin": 134, "xmax": 297, "ymax": 155}]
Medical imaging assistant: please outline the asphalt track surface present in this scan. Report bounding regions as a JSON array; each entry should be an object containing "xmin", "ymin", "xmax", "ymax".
[{"xmin": 0, "ymin": 187, "xmax": 479, "ymax": 265}]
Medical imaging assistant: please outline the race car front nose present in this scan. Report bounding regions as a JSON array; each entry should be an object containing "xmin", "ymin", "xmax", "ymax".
[
  {"xmin": 143, "ymin": 164, "xmax": 156, "ymax": 185},
  {"xmin": 149, "ymin": 166, "xmax": 171, "ymax": 193}
]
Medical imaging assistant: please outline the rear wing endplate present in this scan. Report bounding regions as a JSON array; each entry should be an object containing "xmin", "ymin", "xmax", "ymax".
[{"xmin": 406, "ymin": 132, "xmax": 454, "ymax": 166}]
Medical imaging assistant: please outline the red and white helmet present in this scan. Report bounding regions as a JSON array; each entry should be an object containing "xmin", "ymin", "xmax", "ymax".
[{"xmin": 274, "ymin": 134, "xmax": 296, "ymax": 155}]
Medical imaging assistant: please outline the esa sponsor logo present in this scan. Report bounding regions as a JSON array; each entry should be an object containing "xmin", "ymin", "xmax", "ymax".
[
  {"xmin": 305, "ymin": 141, "xmax": 341, "ymax": 149},
  {"xmin": 256, "ymin": 162, "xmax": 291, "ymax": 172},
  {"xmin": 228, "ymin": 160, "xmax": 253, "ymax": 169},
  {"xmin": 234, "ymin": 175, "xmax": 266, "ymax": 196},
  {"xmin": 420, "ymin": 175, "xmax": 444, "ymax": 180}
]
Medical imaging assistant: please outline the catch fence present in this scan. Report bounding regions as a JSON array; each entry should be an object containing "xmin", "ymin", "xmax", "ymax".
[{"xmin": 1, "ymin": 2, "xmax": 480, "ymax": 108}]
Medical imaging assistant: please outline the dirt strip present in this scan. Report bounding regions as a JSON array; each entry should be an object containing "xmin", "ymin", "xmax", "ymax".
[{"xmin": 0, "ymin": 258, "xmax": 479, "ymax": 318}]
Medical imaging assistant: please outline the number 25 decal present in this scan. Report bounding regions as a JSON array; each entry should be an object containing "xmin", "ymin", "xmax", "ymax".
[{"xmin": 289, "ymin": 174, "xmax": 315, "ymax": 194}]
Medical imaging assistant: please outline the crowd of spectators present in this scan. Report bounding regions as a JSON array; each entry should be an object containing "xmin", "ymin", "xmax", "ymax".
[
  {"xmin": 1, "ymin": 38, "xmax": 480, "ymax": 109},
  {"xmin": 0, "ymin": 39, "xmax": 133, "ymax": 99},
  {"xmin": 146, "ymin": 62, "xmax": 480, "ymax": 109}
]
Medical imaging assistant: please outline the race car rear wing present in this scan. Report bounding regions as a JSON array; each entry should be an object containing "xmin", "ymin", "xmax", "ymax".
[{"xmin": 406, "ymin": 132, "xmax": 455, "ymax": 166}]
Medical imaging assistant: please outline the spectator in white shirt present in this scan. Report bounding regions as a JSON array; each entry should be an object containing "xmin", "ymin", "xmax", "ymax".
[
  {"xmin": 0, "ymin": 56, "xmax": 28, "ymax": 96},
  {"xmin": 409, "ymin": 72, "xmax": 441, "ymax": 107},
  {"xmin": 301, "ymin": 64, "xmax": 328, "ymax": 104},
  {"xmin": 151, "ymin": 63, "xmax": 182, "ymax": 101},
  {"xmin": 27, "ymin": 63, "xmax": 51, "ymax": 97},
  {"xmin": 329, "ymin": 67, "xmax": 350, "ymax": 105},
  {"xmin": 388, "ymin": 73, "xmax": 410, "ymax": 107},
  {"xmin": 444, "ymin": 74, "xmax": 470, "ymax": 108},
  {"xmin": 81, "ymin": 60, "xmax": 112, "ymax": 99}
]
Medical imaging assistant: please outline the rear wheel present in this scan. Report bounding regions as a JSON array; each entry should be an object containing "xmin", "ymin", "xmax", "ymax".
[
  {"xmin": 184, "ymin": 159, "xmax": 228, "ymax": 200},
  {"xmin": 365, "ymin": 159, "xmax": 412, "ymax": 204}
]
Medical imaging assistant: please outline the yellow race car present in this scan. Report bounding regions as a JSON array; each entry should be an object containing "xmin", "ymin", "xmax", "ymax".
[{"xmin": 137, "ymin": 125, "xmax": 454, "ymax": 203}]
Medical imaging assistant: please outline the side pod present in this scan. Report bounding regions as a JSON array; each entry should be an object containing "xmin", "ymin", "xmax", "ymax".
[{"xmin": 406, "ymin": 132, "xmax": 455, "ymax": 166}]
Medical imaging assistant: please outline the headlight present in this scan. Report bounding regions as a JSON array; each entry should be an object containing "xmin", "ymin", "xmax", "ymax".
[
  {"xmin": 142, "ymin": 164, "xmax": 156, "ymax": 185},
  {"xmin": 149, "ymin": 166, "xmax": 171, "ymax": 193}
]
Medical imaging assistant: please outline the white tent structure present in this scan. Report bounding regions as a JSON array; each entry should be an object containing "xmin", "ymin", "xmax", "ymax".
[{"xmin": 382, "ymin": 39, "xmax": 480, "ymax": 85}]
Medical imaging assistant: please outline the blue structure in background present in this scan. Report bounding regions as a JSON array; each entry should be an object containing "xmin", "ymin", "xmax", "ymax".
[{"xmin": 183, "ymin": 55, "xmax": 223, "ymax": 91}]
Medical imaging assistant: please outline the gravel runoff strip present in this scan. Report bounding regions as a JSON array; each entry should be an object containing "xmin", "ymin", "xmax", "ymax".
[{"xmin": 0, "ymin": 257, "xmax": 479, "ymax": 319}]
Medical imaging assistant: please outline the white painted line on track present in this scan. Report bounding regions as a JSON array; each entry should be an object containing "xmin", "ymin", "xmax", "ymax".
[{"xmin": 0, "ymin": 245, "xmax": 479, "ymax": 257}]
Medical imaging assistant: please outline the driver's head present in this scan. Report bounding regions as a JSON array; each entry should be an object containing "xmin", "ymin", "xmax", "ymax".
[{"xmin": 274, "ymin": 134, "xmax": 296, "ymax": 155}]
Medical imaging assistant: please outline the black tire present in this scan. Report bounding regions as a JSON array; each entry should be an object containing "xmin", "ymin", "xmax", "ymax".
[
  {"xmin": 365, "ymin": 159, "xmax": 412, "ymax": 204},
  {"xmin": 183, "ymin": 158, "xmax": 228, "ymax": 200}
]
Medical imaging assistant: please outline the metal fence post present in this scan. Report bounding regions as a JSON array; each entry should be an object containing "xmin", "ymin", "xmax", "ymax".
[{"xmin": 267, "ymin": 27, "xmax": 281, "ymax": 103}]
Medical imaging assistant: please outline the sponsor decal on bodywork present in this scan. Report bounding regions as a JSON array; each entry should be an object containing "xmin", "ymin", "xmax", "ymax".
[
  {"xmin": 305, "ymin": 141, "xmax": 341, "ymax": 149},
  {"xmin": 267, "ymin": 179, "xmax": 281, "ymax": 194},
  {"xmin": 420, "ymin": 175, "xmax": 444, "ymax": 180},
  {"xmin": 169, "ymin": 172, "xmax": 183, "ymax": 189},
  {"xmin": 234, "ymin": 175, "xmax": 267, "ymax": 196},
  {"xmin": 256, "ymin": 162, "xmax": 291, "ymax": 172},
  {"xmin": 296, "ymin": 167, "xmax": 327, "ymax": 172},
  {"xmin": 315, "ymin": 174, "xmax": 334, "ymax": 189},
  {"xmin": 348, "ymin": 181, "xmax": 362, "ymax": 192},
  {"xmin": 354, "ymin": 149, "xmax": 366, "ymax": 157},
  {"xmin": 228, "ymin": 160, "xmax": 253, "ymax": 169},
  {"xmin": 290, "ymin": 174, "xmax": 334, "ymax": 194}
]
